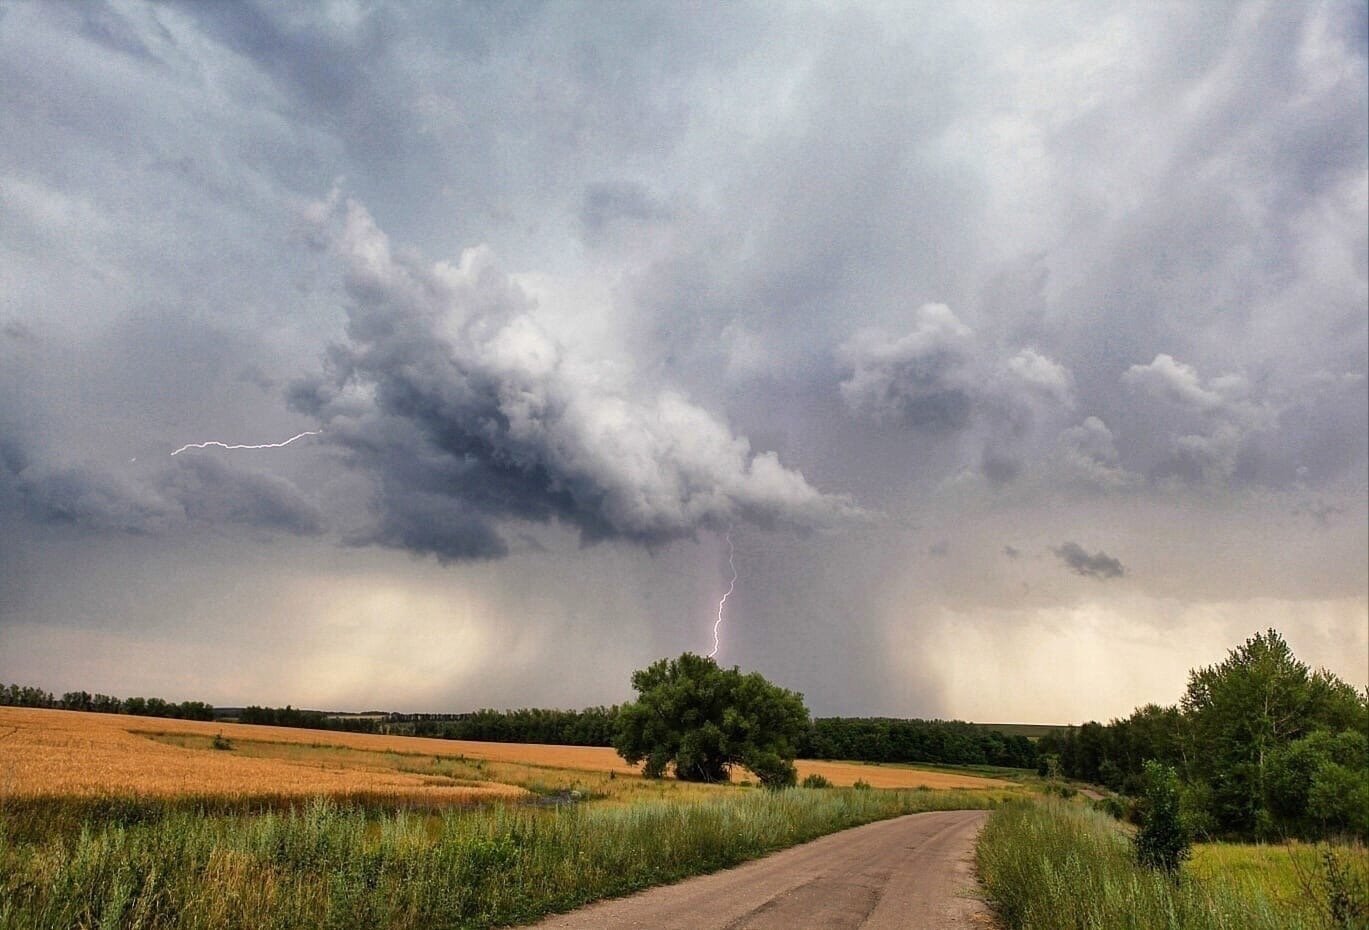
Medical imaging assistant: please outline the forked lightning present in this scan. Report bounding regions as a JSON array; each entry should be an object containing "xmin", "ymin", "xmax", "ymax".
[
  {"xmin": 707, "ymin": 531, "xmax": 737, "ymax": 659},
  {"xmin": 170, "ymin": 430, "xmax": 321, "ymax": 456}
]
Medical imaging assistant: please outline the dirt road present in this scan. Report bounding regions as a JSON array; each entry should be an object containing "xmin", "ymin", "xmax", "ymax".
[{"xmin": 530, "ymin": 809, "xmax": 993, "ymax": 929}]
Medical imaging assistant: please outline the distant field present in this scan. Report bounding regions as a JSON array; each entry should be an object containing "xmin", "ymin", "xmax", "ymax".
[{"xmin": 0, "ymin": 706, "xmax": 1015, "ymax": 803}]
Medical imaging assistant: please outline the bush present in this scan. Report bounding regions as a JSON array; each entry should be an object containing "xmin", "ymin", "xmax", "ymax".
[
  {"xmin": 801, "ymin": 773, "xmax": 833, "ymax": 789},
  {"xmin": 1092, "ymin": 795, "xmax": 1130, "ymax": 821},
  {"xmin": 852, "ymin": 779, "xmax": 871, "ymax": 791},
  {"xmin": 1135, "ymin": 761, "xmax": 1190, "ymax": 875}
]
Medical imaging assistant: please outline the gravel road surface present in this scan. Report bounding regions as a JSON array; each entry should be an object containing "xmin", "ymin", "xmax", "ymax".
[{"xmin": 530, "ymin": 808, "xmax": 993, "ymax": 929}]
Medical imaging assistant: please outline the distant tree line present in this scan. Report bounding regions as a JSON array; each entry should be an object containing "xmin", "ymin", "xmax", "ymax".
[
  {"xmin": 406, "ymin": 703, "xmax": 1039, "ymax": 769},
  {"xmin": 797, "ymin": 718, "xmax": 1038, "ymax": 769},
  {"xmin": 1037, "ymin": 630, "xmax": 1367, "ymax": 841},
  {"xmin": 0, "ymin": 683, "xmax": 214, "ymax": 721},
  {"xmin": 237, "ymin": 705, "xmax": 383, "ymax": 732},
  {"xmin": 412, "ymin": 706, "xmax": 622, "ymax": 745}
]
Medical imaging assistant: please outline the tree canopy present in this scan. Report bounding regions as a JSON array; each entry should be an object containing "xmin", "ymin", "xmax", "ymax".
[
  {"xmin": 614, "ymin": 653, "xmax": 810, "ymax": 787},
  {"xmin": 1038, "ymin": 629, "xmax": 1368, "ymax": 840}
]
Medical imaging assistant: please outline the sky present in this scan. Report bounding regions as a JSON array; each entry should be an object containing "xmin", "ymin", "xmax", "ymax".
[{"xmin": 1, "ymin": 0, "xmax": 1366, "ymax": 724}]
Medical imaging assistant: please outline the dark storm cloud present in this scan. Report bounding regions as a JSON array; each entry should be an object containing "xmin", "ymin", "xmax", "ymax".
[
  {"xmin": 1, "ymin": 444, "xmax": 322, "ymax": 538},
  {"xmin": 0, "ymin": 1, "xmax": 1364, "ymax": 719},
  {"xmin": 288, "ymin": 199, "xmax": 858, "ymax": 562},
  {"xmin": 160, "ymin": 457, "xmax": 324, "ymax": 537},
  {"xmin": 1052, "ymin": 542, "xmax": 1126, "ymax": 581}
]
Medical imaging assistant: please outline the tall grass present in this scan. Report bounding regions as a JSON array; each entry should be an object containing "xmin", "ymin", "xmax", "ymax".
[
  {"xmin": 0, "ymin": 788, "xmax": 1002, "ymax": 929},
  {"xmin": 977, "ymin": 798, "xmax": 1368, "ymax": 930}
]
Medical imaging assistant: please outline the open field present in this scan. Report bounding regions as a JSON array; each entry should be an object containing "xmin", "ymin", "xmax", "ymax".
[
  {"xmin": 0, "ymin": 706, "xmax": 1013, "ymax": 801},
  {"xmin": 0, "ymin": 706, "xmax": 1023, "ymax": 927},
  {"xmin": 0, "ymin": 771, "xmax": 1011, "ymax": 930},
  {"xmin": 977, "ymin": 798, "xmax": 1367, "ymax": 930},
  {"xmin": 0, "ymin": 707, "xmax": 528, "ymax": 805},
  {"xmin": 1190, "ymin": 841, "xmax": 1369, "ymax": 917}
]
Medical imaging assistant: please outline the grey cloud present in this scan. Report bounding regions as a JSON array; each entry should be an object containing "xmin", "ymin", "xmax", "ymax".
[
  {"xmin": 1122, "ymin": 354, "xmax": 1232, "ymax": 414},
  {"xmin": 980, "ymin": 450, "xmax": 1023, "ymax": 485},
  {"xmin": 579, "ymin": 181, "xmax": 670, "ymax": 244},
  {"xmin": 11, "ymin": 462, "xmax": 179, "ymax": 535},
  {"xmin": 160, "ymin": 456, "xmax": 324, "ymax": 537},
  {"xmin": 291, "ymin": 199, "xmax": 859, "ymax": 562},
  {"xmin": 1123, "ymin": 354, "xmax": 1279, "ymax": 484},
  {"xmin": 1057, "ymin": 417, "xmax": 1136, "ymax": 490},
  {"xmin": 837, "ymin": 304, "xmax": 1074, "ymax": 438},
  {"xmin": 1052, "ymin": 541, "xmax": 1126, "ymax": 580},
  {"xmin": 838, "ymin": 304, "xmax": 979, "ymax": 432},
  {"xmin": 348, "ymin": 489, "xmax": 509, "ymax": 564},
  {"xmin": 1, "ymin": 443, "xmax": 322, "ymax": 538}
]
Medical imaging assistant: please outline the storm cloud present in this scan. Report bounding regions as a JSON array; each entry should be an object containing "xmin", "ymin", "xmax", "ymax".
[
  {"xmin": 1052, "ymin": 542, "xmax": 1126, "ymax": 581},
  {"xmin": 289, "ymin": 200, "xmax": 857, "ymax": 561},
  {"xmin": 2, "ymin": 451, "xmax": 323, "ymax": 538},
  {"xmin": 0, "ymin": 1, "xmax": 1363, "ymax": 720}
]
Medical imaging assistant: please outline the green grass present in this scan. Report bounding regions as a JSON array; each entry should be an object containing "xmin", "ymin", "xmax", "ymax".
[
  {"xmin": 976, "ymin": 798, "xmax": 1368, "ymax": 930},
  {"xmin": 866, "ymin": 759, "xmax": 1038, "ymax": 781},
  {"xmin": 0, "ymin": 788, "xmax": 1003, "ymax": 929}
]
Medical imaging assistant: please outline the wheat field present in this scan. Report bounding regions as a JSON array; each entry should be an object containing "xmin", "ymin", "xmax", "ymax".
[
  {"xmin": 0, "ymin": 707, "xmax": 526, "ymax": 803},
  {"xmin": 0, "ymin": 706, "xmax": 1012, "ymax": 802}
]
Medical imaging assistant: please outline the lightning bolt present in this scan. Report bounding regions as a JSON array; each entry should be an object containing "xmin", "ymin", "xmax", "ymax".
[
  {"xmin": 170, "ymin": 430, "xmax": 321, "ymax": 456},
  {"xmin": 707, "ymin": 531, "xmax": 736, "ymax": 660}
]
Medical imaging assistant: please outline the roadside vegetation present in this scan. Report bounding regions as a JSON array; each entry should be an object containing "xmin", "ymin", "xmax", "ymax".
[
  {"xmin": 978, "ymin": 798, "xmax": 1367, "ymax": 930},
  {"xmin": 1036, "ymin": 630, "xmax": 1368, "ymax": 842},
  {"xmin": 979, "ymin": 628, "xmax": 1369, "ymax": 930},
  {"xmin": 0, "ymin": 787, "xmax": 1006, "ymax": 930}
]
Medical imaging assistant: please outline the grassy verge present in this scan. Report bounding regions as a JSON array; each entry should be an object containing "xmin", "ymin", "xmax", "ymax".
[
  {"xmin": 976, "ymin": 798, "xmax": 1368, "ymax": 930},
  {"xmin": 0, "ymin": 787, "xmax": 1004, "ymax": 929}
]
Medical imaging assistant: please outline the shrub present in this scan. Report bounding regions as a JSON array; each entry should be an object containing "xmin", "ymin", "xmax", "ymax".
[
  {"xmin": 801, "ymin": 773, "xmax": 832, "ymax": 789},
  {"xmin": 852, "ymin": 779, "xmax": 871, "ymax": 791},
  {"xmin": 1092, "ymin": 795, "xmax": 1130, "ymax": 821},
  {"xmin": 1135, "ymin": 761, "xmax": 1190, "ymax": 875}
]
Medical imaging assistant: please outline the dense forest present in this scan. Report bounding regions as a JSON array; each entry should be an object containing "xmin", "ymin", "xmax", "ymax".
[
  {"xmin": 1037, "ymin": 629, "xmax": 1367, "ymax": 840},
  {"xmin": 0, "ymin": 684, "xmax": 214, "ymax": 721},
  {"xmin": 412, "ymin": 706, "xmax": 622, "ymax": 745},
  {"xmin": 798, "ymin": 718, "xmax": 1037, "ymax": 768}
]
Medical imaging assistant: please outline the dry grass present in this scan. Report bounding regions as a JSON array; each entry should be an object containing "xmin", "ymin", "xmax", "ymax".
[{"xmin": 0, "ymin": 706, "xmax": 1014, "ymax": 805}]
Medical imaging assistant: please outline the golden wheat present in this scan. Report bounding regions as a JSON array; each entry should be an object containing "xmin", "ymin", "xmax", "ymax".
[
  {"xmin": 0, "ymin": 707, "xmax": 525, "ymax": 802},
  {"xmin": 0, "ymin": 706, "xmax": 1013, "ymax": 801}
]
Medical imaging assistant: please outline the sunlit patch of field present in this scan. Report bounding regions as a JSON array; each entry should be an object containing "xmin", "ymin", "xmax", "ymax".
[
  {"xmin": 1189, "ymin": 840, "xmax": 1368, "ymax": 912},
  {"xmin": 794, "ymin": 759, "xmax": 1015, "ymax": 790},
  {"xmin": 0, "ymin": 707, "xmax": 526, "ymax": 804}
]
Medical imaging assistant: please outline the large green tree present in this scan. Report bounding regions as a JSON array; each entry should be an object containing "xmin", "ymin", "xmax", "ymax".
[
  {"xmin": 614, "ymin": 653, "xmax": 810, "ymax": 787},
  {"xmin": 1181, "ymin": 629, "xmax": 1364, "ymax": 835}
]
